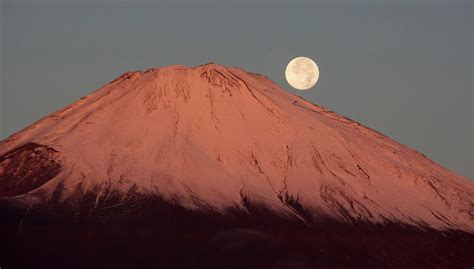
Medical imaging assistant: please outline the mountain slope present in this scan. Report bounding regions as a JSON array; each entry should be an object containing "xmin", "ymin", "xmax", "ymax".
[{"xmin": 0, "ymin": 63, "xmax": 472, "ymax": 233}]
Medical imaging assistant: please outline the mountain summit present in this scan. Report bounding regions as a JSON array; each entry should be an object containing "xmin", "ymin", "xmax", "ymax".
[{"xmin": 0, "ymin": 63, "xmax": 473, "ymax": 233}]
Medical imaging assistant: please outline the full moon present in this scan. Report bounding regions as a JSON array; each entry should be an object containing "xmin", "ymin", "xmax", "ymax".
[{"xmin": 285, "ymin": 57, "xmax": 319, "ymax": 90}]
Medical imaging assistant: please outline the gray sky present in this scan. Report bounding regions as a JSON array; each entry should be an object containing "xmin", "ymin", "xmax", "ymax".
[{"xmin": 1, "ymin": 0, "xmax": 472, "ymax": 178}]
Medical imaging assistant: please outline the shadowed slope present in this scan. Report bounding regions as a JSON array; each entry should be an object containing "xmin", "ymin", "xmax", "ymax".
[{"xmin": 1, "ymin": 195, "xmax": 473, "ymax": 269}]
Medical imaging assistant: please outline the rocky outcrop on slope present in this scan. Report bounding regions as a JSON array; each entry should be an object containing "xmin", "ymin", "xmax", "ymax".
[{"xmin": 0, "ymin": 143, "xmax": 61, "ymax": 197}]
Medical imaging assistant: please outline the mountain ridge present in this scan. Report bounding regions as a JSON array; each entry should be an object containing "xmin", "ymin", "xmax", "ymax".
[{"xmin": 0, "ymin": 63, "xmax": 472, "ymax": 233}]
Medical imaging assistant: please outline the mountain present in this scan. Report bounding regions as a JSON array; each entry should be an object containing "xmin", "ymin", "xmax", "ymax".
[{"xmin": 1, "ymin": 63, "xmax": 473, "ymax": 268}]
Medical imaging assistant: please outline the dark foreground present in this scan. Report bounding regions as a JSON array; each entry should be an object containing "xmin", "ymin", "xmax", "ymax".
[{"xmin": 1, "ymin": 198, "xmax": 473, "ymax": 269}]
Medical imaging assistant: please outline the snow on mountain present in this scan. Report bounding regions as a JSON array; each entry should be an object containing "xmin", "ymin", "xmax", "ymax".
[{"xmin": 0, "ymin": 63, "xmax": 472, "ymax": 232}]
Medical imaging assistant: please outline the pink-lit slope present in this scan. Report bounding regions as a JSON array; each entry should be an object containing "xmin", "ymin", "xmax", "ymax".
[{"xmin": 1, "ymin": 63, "xmax": 472, "ymax": 232}]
